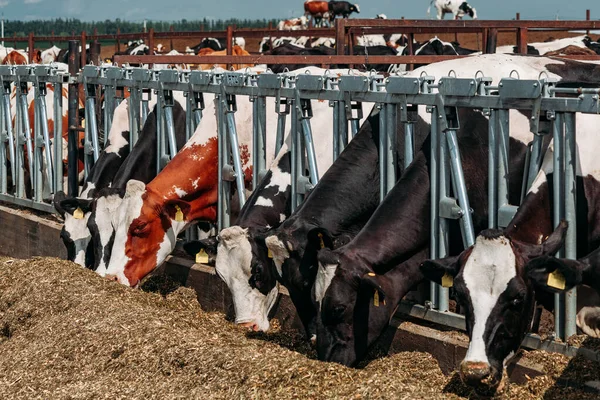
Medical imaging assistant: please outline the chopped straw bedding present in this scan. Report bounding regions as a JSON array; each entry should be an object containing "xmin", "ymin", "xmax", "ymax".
[{"xmin": 0, "ymin": 257, "xmax": 599, "ymax": 399}]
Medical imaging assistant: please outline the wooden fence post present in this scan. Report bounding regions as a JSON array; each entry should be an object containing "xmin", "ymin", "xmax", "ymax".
[
  {"xmin": 27, "ymin": 32, "xmax": 34, "ymax": 63},
  {"xmin": 80, "ymin": 31, "xmax": 87, "ymax": 66}
]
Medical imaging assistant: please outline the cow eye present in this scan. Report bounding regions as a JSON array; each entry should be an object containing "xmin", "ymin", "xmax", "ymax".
[
  {"xmin": 132, "ymin": 222, "xmax": 148, "ymax": 235},
  {"xmin": 511, "ymin": 297, "xmax": 524, "ymax": 308},
  {"xmin": 332, "ymin": 305, "xmax": 346, "ymax": 319}
]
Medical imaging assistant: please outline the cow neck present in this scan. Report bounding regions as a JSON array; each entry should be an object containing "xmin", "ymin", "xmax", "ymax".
[
  {"xmin": 505, "ymin": 180, "xmax": 554, "ymax": 245},
  {"xmin": 146, "ymin": 137, "xmax": 219, "ymax": 222},
  {"xmin": 344, "ymin": 151, "xmax": 431, "ymax": 273}
]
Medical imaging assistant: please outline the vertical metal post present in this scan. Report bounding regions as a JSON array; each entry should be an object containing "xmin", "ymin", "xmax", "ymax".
[
  {"xmin": 33, "ymin": 81, "xmax": 42, "ymax": 201},
  {"xmin": 332, "ymin": 101, "xmax": 340, "ymax": 160},
  {"xmin": 564, "ymin": 112, "xmax": 577, "ymax": 338},
  {"xmin": 338, "ymin": 100, "xmax": 348, "ymax": 154},
  {"xmin": 447, "ymin": 130, "xmax": 476, "ymax": 247},
  {"xmin": 37, "ymin": 84, "xmax": 54, "ymax": 194},
  {"xmin": 552, "ymin": 113, "xmax": 565, "ymax": 339},
  {"xmin": 226, "ymin": 111, "xmax": 246, "ymax": 209},
  {"xmin": 2, "ymin": 80, "xmax": 14, "ymax": 187},
  {"xmin": 67, "ymin": 40, "xmax": 80, "ymax": 197},
  {"xmin": 488, "ymin": 109, "xmax": 498, "ymax": 228},
  {"xmin": 437, "ymin": 122, "xmax": 450, "ymax": 312},
  {"xmin": 128, "ymin": 86, "xmax": 140, "ymax": 149},
  {"xmin": 301, "ymin": 117, "xmax": 319, "ymax": 185},
  {"xmin": 378, "ymin": 104, "xmax": 387, "ymax": 203},
  {"xmin": 252, "ymin": 96, "xmax": 266, "ymax": 189},
  {"xmin": 275, "ymin": 110, "xmax": 286, "ymax": 158},
  {"xmin": 162, "ymin": 91, "xmax": 178, "ymax": 159},
  {"xmin": 14, "ymin": 82, "xmax": 24, "ymax": 198},
  {"xmin": 497, "ymin": 109, "xmax": 510, "ymax": 217},
  {"xmin": 290, "ymin": 98, "xmax": 299, "ymax": 211},
  {"xmin": 385, "ymin": 103, "xmax": 397, "ymax": 192},
  {"xmin": 429, "ymin": 107, "xmax": 439, "ymax": 309},
  {"xmin": 526, "ymin": 133, "xmax": 544, "ymax": 192},
  {"xmin": 217, "ymin": 92, "xmax": 230, "ymax": 230},
  {"xmin": 53, "ymin": 82, "xmax": 63, "ymax": 193},
  {"xmin": 404, "ymin": 122, "xmax": 414, "ymax": 169}
]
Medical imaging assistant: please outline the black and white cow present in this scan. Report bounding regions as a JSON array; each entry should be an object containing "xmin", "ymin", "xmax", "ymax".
[
  {"xmin": 264, "ymin": 106, "xmax": 430, "ymax": 339},
  {"xmin": 264, "ymin": 43, "xmax": 335, "ymax": 73},
  {"xmin": 428, "ymin": 0, "xmax": 477, "ymax": 20},
  {"xmin": 328, "ymin": 1, "xmax": 360, "ymax": 19},
  {"xmin": 89, "ymin": 93, "xmax": 188, "ymax": 275},
  {"xmin": 53, "ymin": 99, "xmax": 131, "ymax": 267},
  {"xmin": 418, "ymin": 57, "xmax": 600, "ymax": 394},
  {"xmin": 182, "ymin": 71, "xmax": 368, "ymax": 332},
  {"xmin": 184, "ymin": 145, "xmax": 293, "ymax": 331}
]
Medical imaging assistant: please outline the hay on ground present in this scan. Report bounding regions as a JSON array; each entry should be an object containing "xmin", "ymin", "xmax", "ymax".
[{"xmin": 0, "ymin": 256, "xmax": 598, "ymax": 399}]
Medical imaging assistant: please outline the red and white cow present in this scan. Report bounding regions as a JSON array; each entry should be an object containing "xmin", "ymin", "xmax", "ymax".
[
  {"xmin": 304, "ymin": 0, "xmax": 332, "ymax": 27},
  {"xmin": 277, "ymin": 16, "xmax": 309, "ymax": 31},
  {"xmin": 41, "ymin": 46, "xmax": 62, "ymax": 64}
]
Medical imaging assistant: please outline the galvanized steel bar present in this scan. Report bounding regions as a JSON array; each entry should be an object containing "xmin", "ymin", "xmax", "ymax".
[
  {"xmin": 488, "ymin": 109, "xmax": 498, "ymax": 229},
  {"xmin": 226, "ymin": 111, "xmax": 247, "ymax": 209},
  {"xmin": 301, "ymin": 117, "xmax": 319, "ymax": 185},
  {"xmin": 429, "ymin": 106, "xmax": 439, "ymax": 309},
  {"xmin": 0, "ymin": 82, "xmax": 6, "ymax": 194},
  {"xmin": 386, "ymin": 103, "xmax": 397, "ymax": 193},
  {"xmin": 1, "ymin": 80, "xmax": 15, "ymax": 187},
  {"xmin": 404, "ymin": 122, "xmax": 414, "ymax": 169},
  {"xmin": 437, "ymin": 125, "xmax": 450, "ymax": 312},
  {"xmin": 290, "ymin": 98, "xmax": 299, "ymax": 211},
  {"xmin": 447, "ymin": 130, "xmax": 475, "ymax": 247},
  {"xmin": 552, "ymin": 112, "xmax": 565, "ymax": 339},
  {"xmin": 526, "ymin": 133, "xmax": 544, "ymax": 191},
  {"xmin": 18, "ymin": 82, "xmax": 34, "ymax": 189},
  {"xmin": 33, "ymin": 81, "xmax": 42, "ymax": 201},
  {"xmin": 378, "ymin": 104, "xmax": 387, "ymax": 203},
  {"xmin": 53, "ymin": 82, "xmax": 63, "ymax": 194},
  {"xmin": 37, "ymin": 88, "xmax": 54, "ymax": 194},
  {"xmin": 564, "ymin": 112, "xmax": 577, "ymax": 339},
  {"xmin": 252, "ymin": 96, "xmax": 267, "ymax": 189},
  {"xmin": 67, "ymin": 40, "xmax": 80, "ymax": 197},
  {"xmin": 497, "ymin": 109, "xmax": 510, "ymax": 219}
]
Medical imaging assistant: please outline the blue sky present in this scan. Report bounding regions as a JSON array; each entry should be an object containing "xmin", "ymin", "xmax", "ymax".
[{"xmin": 0, "ymin": 0, "xmax": 597, "ymax": 21}]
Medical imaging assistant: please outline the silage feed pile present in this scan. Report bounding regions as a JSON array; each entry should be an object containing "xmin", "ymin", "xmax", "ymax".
[{"xmin": 0, "ymin": 257, "xmax": 598, "ymax": 399}]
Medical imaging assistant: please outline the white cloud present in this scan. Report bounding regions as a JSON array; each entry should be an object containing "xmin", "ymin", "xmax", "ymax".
[
  {"xmin": 0, "ymin": 1, "xmax": 9, "ymax": 8},
  {"xmin": 24, "ymin": 0, "xmax": 42, "ymax": 4}
]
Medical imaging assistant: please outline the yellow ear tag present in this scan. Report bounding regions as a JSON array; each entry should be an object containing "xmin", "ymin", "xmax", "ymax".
[
  {"xmin": 73, "ymin": 207, "xmax": 84, "ymax": 219},
  {"xmin": 318, "ymin": 232, "xmax": 325, "ymax": 249},
  {"xmin": 441, "ymin": 272, "xmax": 454, "ymax": 288},
  {"xmin": 547, "ymin": 270, "xmax": 566, "ymax": 290},
  {"xmin": 174, "ymin": 205, "xmax": 184, "ymax": 222},
  {"xmin": 373, "ymin": 290, "xmax": 380, "ymax": 307},
  {"xmin": 267, "ymin": 248, "xmax": 273, "ymax": 259},
  {"xmin": 195, "ymin": 249, "xmax": 209, "ymax": 264}
]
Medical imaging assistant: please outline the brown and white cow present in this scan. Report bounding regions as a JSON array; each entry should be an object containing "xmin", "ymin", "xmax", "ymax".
[
  {"xmin": 196, "ymin": 45, "xmax": 254, "ymax": 71},
  {"xmin": 277, "ymin": 16, "xmax": 309, "ymax": 31}
]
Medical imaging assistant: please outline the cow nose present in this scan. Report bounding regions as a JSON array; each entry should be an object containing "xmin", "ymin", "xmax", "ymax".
[
  {"xmin": 459, "ymin": 361, "xmax": 491, "ymax": 385},
  {"xmin": 239, "ymin": 321, "xmax": 259, "ymax": 332},
  {"xmin": 105, "ymin": 274, "xmax": 119, "ymax": 282}
]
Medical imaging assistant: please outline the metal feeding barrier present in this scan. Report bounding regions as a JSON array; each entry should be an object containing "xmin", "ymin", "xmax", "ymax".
[{"xmin": 1, "ymin": 63, "xmax": 599, "ymax": 355}]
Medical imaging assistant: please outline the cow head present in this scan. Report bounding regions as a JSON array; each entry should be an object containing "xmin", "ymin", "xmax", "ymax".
[
  {"xmin": 420, "ymin": 222, "xmax": 567, "ymax": 395},
  {"xmin": 264, "ymin": 225, "xmax": 334, "ymax": 338},
  {"xmin": 88, "ymin": 187, "xmax": 126, "ymax": 275},
  {"xmin": 351, "ymin": 4, "xmax": 360, "ymax": 14},
  {"xmin": 314, "ymin": 247, "xmax": 400, "ymax": 366},
  {"xmin": 54, "ymin": 190, "xmax": 94, "ymax": 268},
  {"xmin": 459, "ymin": 2, "xmax": 477, "ymax": 19},
  {"xmin": 104, "ymin": 180, "xmax": 192, "ymax": 287},
  {"xmin": 186, "ymin": 226, "xmax": 280, "ymax": 332}
]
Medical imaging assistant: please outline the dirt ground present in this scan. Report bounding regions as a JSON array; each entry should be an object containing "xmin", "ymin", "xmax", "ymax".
[
  {"xmin": 99, "ymin": 29, "xmax": 591, "ymax": 60},
  {"xmin": 1, "ymin": 256, "xmax": 600, "ymax": 399}
]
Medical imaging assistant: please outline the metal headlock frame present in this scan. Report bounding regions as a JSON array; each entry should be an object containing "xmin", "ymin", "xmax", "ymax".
[
  {"xmin": 0, "ymin": 64, "xmax": 67, "ymax": 213},
  {"xmin": 1, "ymin": 65, "xmax": 599, "ymax": 359}
]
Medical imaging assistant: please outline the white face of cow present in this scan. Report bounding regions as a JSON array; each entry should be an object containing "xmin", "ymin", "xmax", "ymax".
[
  {"xmin": 314, "ymin": 262, "xmax": 337, "ymax": 311},
  {"xmin": 461, "ymin": 235, "xmax": 517, "ymax": 365},
  {"xmin": 216, "ymin": 226, "xmax": 279, "ymax": 332},
  {"xmin": 63, "ymin": 212, "xmax": 92, "ymax": 267},
  {"xmin": 90, "ymin": 193, "xmax": 124, "ymax": 275},
  {"xmin": 102, "ymin": 180, "xmax": 146, "ymax": 284}
]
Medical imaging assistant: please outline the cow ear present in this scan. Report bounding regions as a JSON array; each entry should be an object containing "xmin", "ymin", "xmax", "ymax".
[
  {"xmin": 183, "ymin": 237, "xmax": 218, "ymax": 260},
  {"xmin": 526, "ymin": 256, "xmax": 586, "ymax": 293},
  {"xmin": 512, "ymin": 220, "xmax": 568, "ymax": 260},
  {"xmin": 361, "ymin": 272, "xmax": 388, "ymax": 304},
  {"xmin": 53, "ymin": 190, "xmax": 68, "ymax": 217},
  {"xmin": 420, "ymin": 255, "xmax": 461, "ymax": 285},
  {"xmin": 124, "ymin": 180, "xmax": 146, "ymax": 198},
  {"xmin": 162, "ymin": 199, "xmax": 192, "ymax": 222},
  {"xmin": 307, "ymin": 227, "xmax": 333, "ymax": 251}
]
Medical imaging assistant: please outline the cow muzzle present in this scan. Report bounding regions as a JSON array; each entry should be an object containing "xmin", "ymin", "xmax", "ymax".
[
  {"xmin": 459, "ymin": 361, "xmax": 502, "ymax": 394},
  {"xmin": 238, "ymin": 321, "xmax": 260, "ymax": 331}
]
